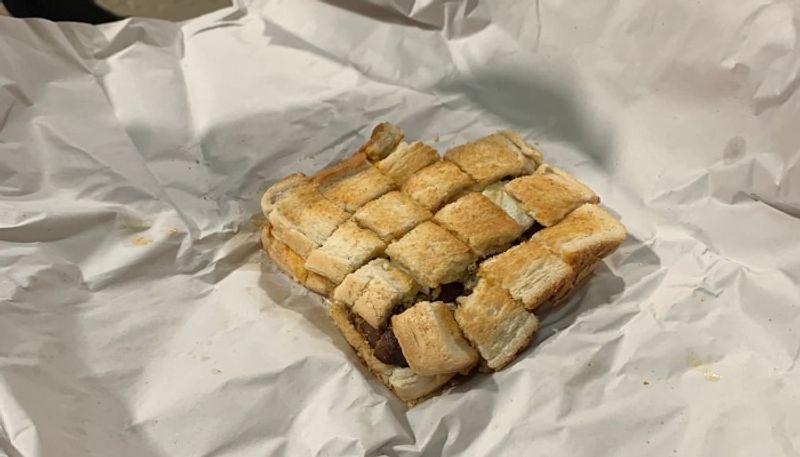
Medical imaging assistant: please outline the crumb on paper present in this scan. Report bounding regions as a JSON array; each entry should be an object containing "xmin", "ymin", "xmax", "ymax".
[
  {"xmin": 687, "ymin": 353, "xmax": 721, "ymax": 382},
  {"xmin": 434, "ymin": 134, "xmax": 440, "ymax": 142},
  {"xmin": 168, "ymin": 228, "xmax": 178, "ymax": 236},
  {"xmin": 643, "ymin": 380, "xmax": 650, "ymax": 385},
  {"xmin": 132, "ymin": 234, "xmax": 152, "ymax": 246}
]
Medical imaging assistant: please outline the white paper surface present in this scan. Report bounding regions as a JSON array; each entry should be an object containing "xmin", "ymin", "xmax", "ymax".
[{"xmin": 2, "ymin": 1, "xmax": 800, "ymax": 456}]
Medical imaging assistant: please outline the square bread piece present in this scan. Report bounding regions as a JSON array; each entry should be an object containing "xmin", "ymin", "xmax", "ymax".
[
  {"xmin": 391, "ymin": 301, "xmax": 479, "ymax": 376},
  {"xmin": 455, "ymin": 280, "xmax": 540, "ymax": 371},
  {"xmin": 269, "ymin": 184, "xmax": 350, "ymax": 257},
  {"xmin": 433, "ymin": 192, "xmax": 524, "ymax": 257},
  {"xmin": 401, "ymin": 161, "xmax": 475, "ymax": 212},
  {"xmin": 444, "ymin": 132, "xmax": 537, "ymax": 189},
  {"xmin": 533, "ymin": 203, "xmax": 626, "ymax": 276},
  {"xmin": 304, "ymin": 220, "xmax": 386, "ymax": 284},
  {"xmin": 328, "ymin": 302, "xmax": 454, "ymax": 404},
  {"xmin": 505, "ymin": 164, "xmax": 599, "ymax": 227},
  {"xmin": 376, "ymin": 141, "xmax": 439, "ymax": 184},
  {"xmin": 353, "ymin": 191, "xmax": 432, "ymax": 242},
  {"xmin": 333, "ymin": 258, "xmax": 418, "ymax": 329},
  {"xmin": 385, "ymin": 221, "xmax": 476, "ymax": 289},
  {"xmin": 479, "ymin": 238, "xmax": 574, "ymax": 310},
  {"xmin": 315, "ymin": 153, "xmax": 397, "ymax": 212}
]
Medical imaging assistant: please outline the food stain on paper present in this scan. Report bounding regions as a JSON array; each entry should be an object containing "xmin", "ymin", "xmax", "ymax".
[
  {"xmin": 687, "ymin": 353, "xmax": 721, "ymax": 382},
  {"xmin": 168, "ymin": 228, "xmax": 178, "ymax": 236},
  {"xmin": 132, "ymin": 234, "xmax": 153, "ymax": 246}
]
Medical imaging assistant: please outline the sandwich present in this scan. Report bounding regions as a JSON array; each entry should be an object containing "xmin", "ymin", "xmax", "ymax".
[{"xmin": 258, "ymin": 123, "xmax": 626, "ymax": 405}]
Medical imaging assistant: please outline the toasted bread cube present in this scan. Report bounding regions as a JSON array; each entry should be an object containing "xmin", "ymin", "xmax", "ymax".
[
  {"xmin": 455, "ymin": 280, "xmax": 539, "ymax": 370},
  {"xmin": 481, "ymin": 181, "xmax": 535, "ymax": 230},
  {"xmin": 505, "ymin": 164, "xmax": 599, "ymax": 227},
  {"xmin": 377, "ymin": 141, "xmax": 439, "ymax": 183},
  {"xmin": 444, "ymin": 133, "xmax": 536, "ymax": 188},
  {"xmin": 304, "ymin": 221, "xmax": 386, "ymax": 284},
  {"xmin": 268, "ymin": 210, "xmax": 318, "ymax": 258},
  {"xmin": 354, "ymin": 191, "xmax": 432, "ymax": 242},
  {"xmin": 401, "ymin": 161, "xmax": 474, "ymax": 212},
  {"xmin": 333, "ymin": 259, "xmax": 417, "ymax": 329},
  {"xmin": 261, "ymin": 225, "xmax": 308, "ymax": 283},
  {"xmin": 533, "ymin": 203, "xmax": 626, "ymax": 275},
  {"xmin": 316, "ymin": 154, "xmax": 396, "ymax": 212},
  {"xmin": 434, "ymin": 193, "xmax": 524, "ymax": 257},
  {"xmin": 358, "ymin": 122, "xmax": 405, "ymax": 162},
  {"xmin": 479, "ymin": 238, "xmax": 574, "ymax": 310},
  {"xmin": 385, "ymin": 221, "xmax": 476, "ymax": 289},
  {"xmin": 392, "ymin": 301, "xmax": 479, "ymax": 376},
  {"xmin": 269, "ymin": 181, "xmax": 350, "ymax": 255}
]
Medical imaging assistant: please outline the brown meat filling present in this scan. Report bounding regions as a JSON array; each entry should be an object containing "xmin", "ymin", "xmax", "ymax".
[{"xmin": 354, "ymin": 315, "xmax": 408, "ymax": 367}]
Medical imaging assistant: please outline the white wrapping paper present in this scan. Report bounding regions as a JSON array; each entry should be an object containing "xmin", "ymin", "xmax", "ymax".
[{"xmin": 1, "ymin": 1, "xmax": 800, "ymax": 455}]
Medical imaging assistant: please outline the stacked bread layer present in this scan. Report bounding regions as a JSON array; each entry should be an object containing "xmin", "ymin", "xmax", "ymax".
[{"xmin": 260, "ymin": 123, "xmax": 626, "ymax": 405}]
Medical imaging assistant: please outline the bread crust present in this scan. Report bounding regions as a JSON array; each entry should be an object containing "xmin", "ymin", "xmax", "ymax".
[
  {"xmin": 268, "ymin": 210, "xmax": 318, "ymax": 258},
  {"xmin": 433, "ymin": 192, "xmax": 523, "ymax": 257},
  {"xmin": 261, "ymin": 224, "xmax": 308, "ymax": 283},
  {"xmin": 260, "ymin": 173, "xmax": 311, "ymax": 217}
]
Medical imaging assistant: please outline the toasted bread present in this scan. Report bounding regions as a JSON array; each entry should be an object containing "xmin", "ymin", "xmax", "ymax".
[
  {"xmin": 391, "ymin": 301, "xmax": 479, "ymax": 376},
  {"xmin": 401, "ymin": 160, "xmax": 474, "ymax": 212},
  {"xmin": 385, "ymin": 221, "xmax": 476, "ymax": 289},
  {"xmin": 315, "ymin": 153, "xmax": 397, "ymax": 212},
  {"xmin": 304, "ymin": 220, "xmax": 386, "ymax": 284},
  {"xmin": 455, "ymin": 280, "xmax": 539, "ymax": 370},
  {"xmin": 505, "ymin": 164, "xmax": 599, "ymax": 227},
  {"xmin": 333, "ymin": 259, "xmax": 418, "ymax": 329},
  {"xmin": 353, "ymin": 191, "xmax": 432, "ymax": 242},
  {"xmin": 377, "ymin": 141, "xmax": 439, "ymax": 183},
  {"xmin": 433, "ymin": 192, "xmax": 524, "ymax": 257},
  {"xmin": 444, "ymin": 132, "xmax": 537, "ymax": 188},
  {"xmin": 479, "ymin": 238, "xmax": 574, "ymax": 310}
]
